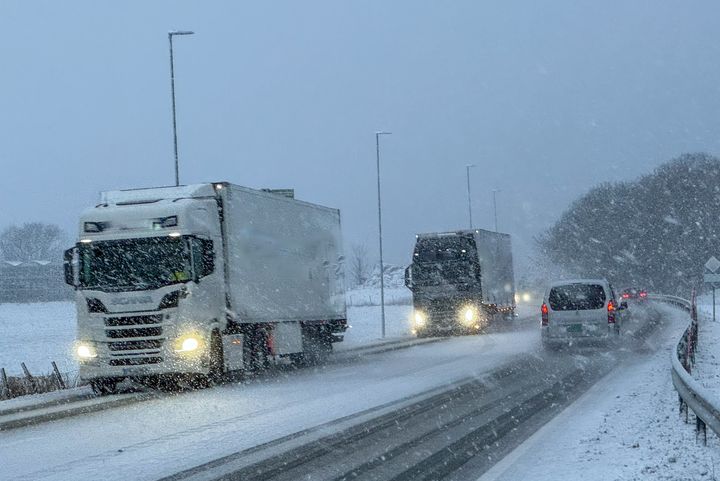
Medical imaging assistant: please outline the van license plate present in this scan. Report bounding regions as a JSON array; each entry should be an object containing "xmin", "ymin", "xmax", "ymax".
[{"xmin": 567, "ymin": 324, "xmax": 583, "ymax": 333}]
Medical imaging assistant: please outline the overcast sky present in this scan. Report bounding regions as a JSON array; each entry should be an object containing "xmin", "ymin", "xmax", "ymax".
[{"xmin": 2, "ymin": 1, "xmax": 720, "ymax": 271}]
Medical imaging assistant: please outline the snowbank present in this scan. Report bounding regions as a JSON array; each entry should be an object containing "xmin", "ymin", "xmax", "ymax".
[{"xmin": 693, "ymin": 298, "xmax": 720, "ymax": 403}]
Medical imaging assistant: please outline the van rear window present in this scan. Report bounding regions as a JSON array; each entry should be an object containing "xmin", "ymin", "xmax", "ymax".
[{"xmin": 548, "ymin": 284, "xmax": 606, "ymax": 311}]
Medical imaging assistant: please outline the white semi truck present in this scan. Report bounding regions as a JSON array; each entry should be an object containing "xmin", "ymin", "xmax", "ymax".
[{"xmin": 64, "ymin": 183, "xmax": 347, "ymax": 394}]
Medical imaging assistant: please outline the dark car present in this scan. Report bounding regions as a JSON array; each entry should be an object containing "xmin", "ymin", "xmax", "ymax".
[{"xmin": 620, "ymin": 287, "xmax": 648, "ymax": 301}]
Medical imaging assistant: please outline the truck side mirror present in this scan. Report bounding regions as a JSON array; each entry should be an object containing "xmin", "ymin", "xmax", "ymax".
[
  {"xmin": 192, "ymin": 238, "xmax": 216, "ymax": 280},
  {"xmin": 63, "ymin": 247, "xmax": 76, "ymax": 287},
  {"xmin": 404, "ymin": 266, "xmax": 413, "ymax": 288},
  {"xmin": 201, "ymin": 239, "xmax": 215, "ymax": 277}
]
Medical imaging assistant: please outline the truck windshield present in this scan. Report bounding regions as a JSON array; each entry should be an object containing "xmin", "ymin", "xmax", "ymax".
[
  {"xmin": 78, "ymin": 236, "xmax": 192, "ymax": 292},
  {"xmin": 414, "ymin": 236, "xmax": 475, "ymax": 263},
  {"xmin": 412, "ymin": 236, "xmax": 478, "ymax": 286}
]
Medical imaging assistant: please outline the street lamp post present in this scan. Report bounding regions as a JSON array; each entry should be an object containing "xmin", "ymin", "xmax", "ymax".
[
  {"xmin": 375, "ymin": 131, "xmax": 391, "ymax": 338},
  {"xmin": 466, "ymin": 165, "xmax": 475, "ymax": 229},
  {"xmin": 492, "ymin": 189, "xmax": 501, "ymax": 232},
  {"xmin": 168, "ymin": 30, "xmax": 194, "ymax": 187}
]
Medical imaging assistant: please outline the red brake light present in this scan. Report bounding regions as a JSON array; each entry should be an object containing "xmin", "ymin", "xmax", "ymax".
[
  {"xmin": 639, "ymin": 291, "xmax": 647, "ymax": 298},
  {"xmin": 607, "ymin": 300, "xmax": 616, "ymax": 324},
  {"xmin": 541, "ymin": 303, "xmax": 549, "ymax": 326},
  {"xmin": 622, "ymin": 293, "xmax": 629, "ymax": 299}
]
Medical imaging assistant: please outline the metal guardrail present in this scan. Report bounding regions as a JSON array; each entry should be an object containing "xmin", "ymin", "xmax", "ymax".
[{"xmin": 651, "ymin": 292, "xmax": 720, "ymax": 444}]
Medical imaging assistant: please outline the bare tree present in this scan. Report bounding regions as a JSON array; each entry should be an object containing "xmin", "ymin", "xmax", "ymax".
[
  {"xmin": 0, "ymin": 223, "xmax": 67, "ymax": 262},
  {"xmin": 349, "ymin": 243, "xmax": 372, "ymax": 288}
]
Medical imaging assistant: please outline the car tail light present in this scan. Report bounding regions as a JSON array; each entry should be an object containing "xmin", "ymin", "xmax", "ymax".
[
  {"xmin": 541, "ymin": 303, "xmax": 549, "ymax": 326},
  {"xmin": 607, "ymin": 300, "xmax": 616, "ymax": 324},
  {"xmin": 639, "ymin": 291, "xmax": 647, "ymax": 298},
  {"xmin": 621, "ymin": 293, "xmax": 630, "ymax": 299}
]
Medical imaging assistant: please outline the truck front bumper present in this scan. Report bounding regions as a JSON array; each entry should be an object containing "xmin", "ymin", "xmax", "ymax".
[{"xmin": 77, "ymin": 341, "xmax": 210, "ymax": 381}]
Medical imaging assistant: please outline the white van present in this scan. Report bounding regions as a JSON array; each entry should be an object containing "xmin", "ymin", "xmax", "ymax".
[{"xmin": 541, "ymin": 279, "xmax": 626, "ymax": 348}]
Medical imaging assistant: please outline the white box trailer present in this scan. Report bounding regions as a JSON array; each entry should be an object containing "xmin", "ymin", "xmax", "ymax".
[
  {"xmin": 65, "ymin": 182, "xmax": 346, "ymax": 394},
  {"xmin": 473, "ymin": 229, "xmax": 515, "ymax": 307},
  {"xmin": 221, "ymin": 185, "xmax": 345, "ymax": 324}
]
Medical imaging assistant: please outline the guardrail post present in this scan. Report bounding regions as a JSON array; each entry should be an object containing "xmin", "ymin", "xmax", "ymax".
[
  {"xmin": 696, "ymin": 416, "xmax": 708, "ymax": 445},
  {"xmin": 679, "ymin": 395, "xmax": 686, "ymax": 418}
]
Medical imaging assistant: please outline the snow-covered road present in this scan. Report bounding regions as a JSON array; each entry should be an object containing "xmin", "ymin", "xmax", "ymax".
[
  {"xmin": 479, "ymin": 303, "xmax": 720, "ymax": 481},
  {"xmin": 2, "ymin": 315, "xmax": 540, "ymax": 481}
]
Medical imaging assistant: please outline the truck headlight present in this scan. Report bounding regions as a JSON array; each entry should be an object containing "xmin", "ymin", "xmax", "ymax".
[
  {"xmin": 76, "ymin": 343, "xmax": 98, "ymax": 359},
  {"xmin": 460, "ymin": 305, "xmax": 479, "ymax": 327},
  {"xmin": 414, "ymin": 310, "xmax": 426, "ymax": 328},
  {"xmin": 174, "ymin": 334, "xmax": 203, "ymax": 353}
]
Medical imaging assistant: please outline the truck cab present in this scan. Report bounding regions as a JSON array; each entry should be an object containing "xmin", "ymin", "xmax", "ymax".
[
  {"xmin": 65, "ymin": 183, "xmax": 347, "ymax": 394},
  {"xmin": 65, "ymin": 185, "xmax": 228, "ymax": 393}
]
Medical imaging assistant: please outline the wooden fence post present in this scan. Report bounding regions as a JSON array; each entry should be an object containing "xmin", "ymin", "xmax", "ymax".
[
  {"xmin": 51, "ymin": 361, "xmax": 66, "ymax": 390},
  {"xmin": 0, "ymin": 367, "xmax": 9, "ymax": 399},
  {"xmin": 20, "ymin": 362, "xmax": 36, "ymax": 394}
]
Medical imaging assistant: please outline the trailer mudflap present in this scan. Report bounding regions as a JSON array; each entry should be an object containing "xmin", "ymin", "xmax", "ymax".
[
  {"xmin": 222, "ymin": 334, "xmax": 244, "ymax": 371},
  {"xmin": 270, "ymin": 322, "xmax": 303, "ymax": 355}
]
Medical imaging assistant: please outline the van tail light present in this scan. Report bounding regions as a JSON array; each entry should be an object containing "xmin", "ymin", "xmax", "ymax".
[
  {"xmin": 541, "ymin": 303, "xmax": 549, "ymax": 326},
  {"xmin": 607, "ymin": 300, "xmax": 616, "ymax": 324}
]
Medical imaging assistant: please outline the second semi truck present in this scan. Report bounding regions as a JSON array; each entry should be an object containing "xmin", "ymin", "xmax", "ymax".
[{"xmin": 404, "ymin": 229, "xmax": 515, "ymax": 336}]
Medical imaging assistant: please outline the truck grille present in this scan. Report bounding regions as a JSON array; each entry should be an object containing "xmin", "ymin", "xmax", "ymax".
[
  {"xmin": 106, "ymin": 327, "xmax": 163, "ymax": 338},
  {"xmin": 109, "ymin": 357, "xmax": 163, "ymax": 366},
  {"xmin": 108, "ymin": 340, "xmax": 163, "ymax": 351},
  {"xmin": 105, "ymin": 315, "xmax": 162, "ymax": 326},
  {"xmin": 103, "ymin": 314, "xmax": 166, "ymax": 365},
  {"xmin": 428, "ymin": 300, "xmax": 460, "ymax": 318}
]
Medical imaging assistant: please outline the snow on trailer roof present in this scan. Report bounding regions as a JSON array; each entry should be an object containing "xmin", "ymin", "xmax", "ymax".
[
  {"xmin": 97, "ymin": 182, "xmax": 338, "ymax": 213},
  {"xmin": 548, "ymin": 279, "xmax": 610, "ymax": 287},
  {"xmin": 414, "ymin": 228, "xmax": 511, "ymax": 238}
]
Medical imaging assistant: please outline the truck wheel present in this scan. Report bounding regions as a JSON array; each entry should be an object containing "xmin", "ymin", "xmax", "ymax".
[
  {"xmin": 90, "ymin": 378, "xmax": 119, "ymax": 396},
  {"xmin": 244, "ymin": 327, "xmax": 270, "ymax": 372},
  {"xmin": 304, "ymin": 328, "xmax": 332, "ymax": 365},
  {"xmin": 208, "ymin": 331, "xmax": 224, "ymax": 382},
  {"xmin": 188, "ymin": 332, "xmax": 224, "ymax": 389}
]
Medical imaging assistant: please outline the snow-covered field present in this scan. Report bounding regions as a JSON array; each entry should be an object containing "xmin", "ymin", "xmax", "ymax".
[
  {"xmin": 0, "ymin": 302, "xmax": 77, "ymax": 375},
  {"xmin": 345, "ymin": 285, "xmax": 411, "ymax": 306},
  {"xmin": 480, "ymin": 303, "xmax": 720, "ymax": 481}
]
